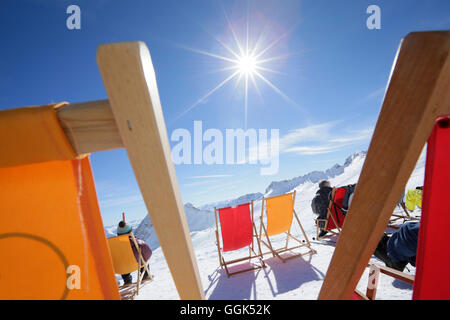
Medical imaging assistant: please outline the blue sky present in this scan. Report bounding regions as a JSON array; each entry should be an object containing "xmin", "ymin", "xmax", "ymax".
[{"xmin": 1, "ymin": 0, "xmax": 449, "ymax": 225}]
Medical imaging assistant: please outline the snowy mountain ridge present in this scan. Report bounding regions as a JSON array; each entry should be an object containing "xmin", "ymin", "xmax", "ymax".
[
  {"xmin": 117, "ymin": 150, "xmax": 368, "ymax": 249},
  {"xmin": 198, "ymin": 192, "xmax": 264, "ymax": 212},
  {"xmin": 104, "ymin": 150, "xmax": 368, "ymax": 245},
  {"xmin": 264, "ymin": 151, "xmax": 367, "ymax": 197},
  {"xmin": 132, "ymin": 202, "xmax": 215, "ymax": 250}
]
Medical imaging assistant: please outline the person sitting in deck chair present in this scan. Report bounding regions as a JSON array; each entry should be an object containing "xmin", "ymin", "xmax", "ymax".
[
  {"xmin": 311, "ymin": 180, "xmax": 333, "ymax": 237},
  {"xmin": 374, "ymin": 222, "xmax": 419, "ymax": 272},
  {"xmin": 117, "ymin": 221, "xmax": 152, "ymax": 285}
]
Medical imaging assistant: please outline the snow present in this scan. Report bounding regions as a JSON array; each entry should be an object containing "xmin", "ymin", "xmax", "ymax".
[{"xmin": 109, "ymin": 149, "xmax": 426, "ymax": 300}]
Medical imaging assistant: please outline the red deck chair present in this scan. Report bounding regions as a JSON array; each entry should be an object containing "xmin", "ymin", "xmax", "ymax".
[
  {"xmin": 360, "ymin": 117, "xmax": 450, "ymax": 300},
  {"xmin": 317, "ymin": 188, "xmax": 346, "ymax": 239},
  {"xmin": 214, "ymin": 202, "xmax": 265, "ymax": 277},
  {"xmin": 413, "ymin": 116, "xmax": 450, "ymax": 299}
]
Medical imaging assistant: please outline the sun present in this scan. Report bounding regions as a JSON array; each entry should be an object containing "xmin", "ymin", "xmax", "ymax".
[
  {"xmin": 237, "ymin": 55, "xmax": 257, "ymax": 75},
  {"xmin": 171, "ymin": 11, "xmax": 303, "ymax": 128}
]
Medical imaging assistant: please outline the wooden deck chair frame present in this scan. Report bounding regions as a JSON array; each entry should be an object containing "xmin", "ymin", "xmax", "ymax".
[
  {"xmin": 316, "ymin": 188, "xmax": 344, "ymax": 239},
  {"xmin": 319, "ymin": 31, "xmax": 450, "ymax": 300},
  {"xmin": 365, "ymin": 264, "xmax": 415, "ymax": 300},
  {"xmin": 388, "ymin": 200, "xmax": 420, "ymax": 229},
  {"xmin": 388, "ymin": 202, "xmax": 410, "ymax": 228},
  {"xmin": 258, "ymin": 191, "xmax": 316, "ymax": 263},
  {"xmin": 5, "ymin": 42, "xmax": 205, "ymax": 299},
  {"xmin": 129, "ymin": 232, "xmax": 153, "ymax": 298},
  {"xmin": 214, "ymin": 201, "xmax": 266, "ymax": 277}
]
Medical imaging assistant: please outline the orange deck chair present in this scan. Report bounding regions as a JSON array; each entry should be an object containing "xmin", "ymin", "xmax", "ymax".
[
  {"xmin": 0, "ymin": 41, "xmax": 205, "ymax": 300},
  {"xmin": 0, "ymin": 105, "xmax": 120, "ymax": 300},
  {"xmin": 258, "ymin": 191, "xmax": 316, "ymax": 262},
  {"xmin": 214, "ymin": 202, "xmax": 266, "ymax": 277},
  {"xmin": 107, "ymin": 232, "xmax": 153, "ymax": 299}
]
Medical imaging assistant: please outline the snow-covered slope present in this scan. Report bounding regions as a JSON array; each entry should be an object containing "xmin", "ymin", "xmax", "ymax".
[{"xmin": 116, "ymin": 149, "xmax": 426, "ymax": 300}]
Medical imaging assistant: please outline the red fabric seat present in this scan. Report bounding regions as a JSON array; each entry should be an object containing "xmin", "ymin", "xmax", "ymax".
[
  {"xmin": 218, "ymin": 204, "xmax": 253, "ymax": 252},
  {"xmin": 326, "ymin": 188, "xmax": 346, "ymax": 230},
  {"xmin": 413, "ymin": 116, "xmax": 450, "ymax": 300},
  {"xmin": 351, "ymin": 292, "xmax": 365, "ymax": 300}
]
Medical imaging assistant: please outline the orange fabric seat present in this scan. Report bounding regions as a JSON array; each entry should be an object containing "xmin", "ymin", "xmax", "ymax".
[
  {"xmin": 266, "ymin": 193, "xmax": 294, "ymax": 236},
  {"xmin": 0, "ymin": 105, "xmax": 119, "ymax": 300},
  {"xmin": 107, "ymin": 235, "xmax": 139, "ymax": 275},
  {"xmin": 0, "ymin": 103, "xmax": 76, "ymax": 168}
]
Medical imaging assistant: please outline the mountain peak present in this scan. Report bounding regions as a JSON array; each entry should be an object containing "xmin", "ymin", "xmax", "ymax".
[
  {"xmin": 344, "ymin": 150, "xmax": 367, "ymax": 166},
  {"xmin": 199, "ymin": 192, "xmax": 263, "ymax": 211},
  {"xmin": 264, "ymin": 150, "xmax": 367, "ymax": 197}
]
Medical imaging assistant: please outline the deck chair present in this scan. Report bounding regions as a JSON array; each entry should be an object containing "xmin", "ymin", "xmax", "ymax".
[
  {"xmin": 319, "ymin": 31, "xmax": 450, "ymax": 300},
  {"xmin": 316, "ymin": 188, "xmax": 346, "ymax": 239},
  {"xmin": 0, "ymin": 105, "xmax": 120, "ymax": 299},
  {"xmin": 346, "ymin": 118, "xmax": 449, "ymax": 300},
  {"xmin": 107, "ymin": 232, "xmax": 153, "ymax": 299},
  {"xmin": 258, "ymin": 191, "xmax": 316, "ymax": 262},
  {"xmin": 0, "ymin": 42, "xmax": 204, "ymax": 299},
  {"xmin": 214, "ymin": 202, "xmax": 265, "ymax": 277}
]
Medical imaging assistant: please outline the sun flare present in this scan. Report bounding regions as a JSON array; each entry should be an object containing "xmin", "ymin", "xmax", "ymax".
[
  {"xmin": 172, "ymin": 11, "xmax": 302, "ymax": 128},
  {"xmin": 237, "ymin": 55, "xmax": 258, "ymax": 75}
]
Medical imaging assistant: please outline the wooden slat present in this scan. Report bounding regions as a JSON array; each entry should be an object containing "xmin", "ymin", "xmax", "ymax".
[
  {"xmin": 58, "ymin": 99, "xmax": 123, "ymax": 154},
  {"xmin": 319, "ymin": 31, "xmax": 450, "ymax": 300},
  {"xmin": 378, "ymin": 265, "xmax": 415, "ymax": 285},
  {"xmin": 96, "ymin": 42, "xmax": 204, "ymax": 300}
]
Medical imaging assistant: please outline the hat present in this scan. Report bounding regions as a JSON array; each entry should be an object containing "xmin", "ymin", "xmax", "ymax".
[
  {"xmin": 319, "ymin": 180, "xmax": 330, "ymax": 189},
  {"xmin": 117, "ymin": 221, "xmax": 132, "ymax": 235}
]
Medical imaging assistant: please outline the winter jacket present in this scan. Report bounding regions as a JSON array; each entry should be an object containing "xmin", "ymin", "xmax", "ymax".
[
  {"xmin": 311, "ymin": 186, "xmax": 333, "ymax": 219},
  {"xmin": 129, "ymin": 236, "xmax": 152, "ymax": 263}
]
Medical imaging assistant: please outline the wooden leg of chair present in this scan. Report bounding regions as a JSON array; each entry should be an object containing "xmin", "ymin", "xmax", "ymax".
[
  {"xmin": 293, "ymin": 209, "xmax": 312, "ymax": 247},
  {"xmin": 316, "ymin": 220, "xmax": 319, "ymax": 239},
  {"xmin": 261, "ymin": 223, "xmax": 278, "ymax": 259},
  {"xmin": 366, "ymin": 264, "xmax": 380, "ymax": 300},
  {"xmin": 253, "ymin": 222, "xmax": 265, "ymax": 261},
  {"xmin": 285, "ymin": 228, "xmax": 291, "ymax": 249},
  {"xmin": 142, "ymin": 259, "xmax": 152, "ymax": 280},
  {"xmin": 215, "ymin": 232, "xmax": 223, "ymax": 268},
  {"xmin": 136, "ymin": 255, "xmax": 141, "ymax": 296}
]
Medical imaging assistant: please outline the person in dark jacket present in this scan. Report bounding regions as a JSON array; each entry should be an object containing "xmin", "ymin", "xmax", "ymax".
[
  {"xmin": 311, "ymin": 180, "xmax": 333, "ymax": 237},
  {"xmin": 117, "ymin": 221, "xmax": 152, "ymax": 285},
  {"xmin": 374, "ymin": 222, "xmax": 419, "ymax": 271}
]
